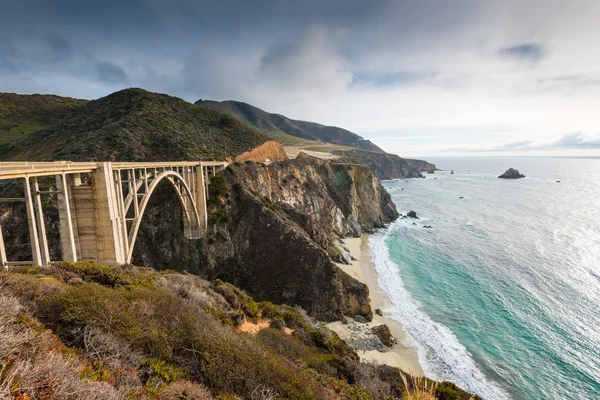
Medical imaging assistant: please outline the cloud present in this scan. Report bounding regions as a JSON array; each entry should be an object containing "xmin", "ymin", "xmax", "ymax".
[
  {"xmin": 44, "ymin": 33, "xmax": 74, "ymax": 61},
  {"xmin": 257, "ymin": 28, "xmax": 353, "ymax": 94},
  {"xmin": 1, "ymin": 1, "xmax": 600, "ymax": 156},
  {"xmin": 351, "ymin": 71, "xmax": 436, "ymax": 87},
  {"xmin": 498, "ymin": 43, "xmax": 544, "ymax": 61},
  {"xmin": 95, "ymin": 61, "xmax": 129, "ymax": 83},
  {"xmin": 451, "ymin": 132, "xmax": 600, "ymax": 152}
]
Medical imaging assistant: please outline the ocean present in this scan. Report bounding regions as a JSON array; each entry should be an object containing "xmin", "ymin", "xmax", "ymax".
[{"xmin": 371, "ymin": 156, "xmax": 600, "ymax": 400}]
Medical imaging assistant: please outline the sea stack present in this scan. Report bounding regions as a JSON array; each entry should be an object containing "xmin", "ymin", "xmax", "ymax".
[
  {"xmin": 407, "ymin": 210, "xmax": 418, "ymax": 218},
  {"xmin": 498, "ymin": 168, "xmax": 525, "ymax": 179}
]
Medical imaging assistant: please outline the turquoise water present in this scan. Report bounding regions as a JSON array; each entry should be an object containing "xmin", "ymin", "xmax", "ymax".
[{"xmin": 371, "ymin": 157, "xmax": 600, "ymax": 400}]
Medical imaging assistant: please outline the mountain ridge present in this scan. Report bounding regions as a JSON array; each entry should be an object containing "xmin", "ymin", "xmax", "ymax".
[
  {"xmin": 196, "ymin": 99, "xmax": 385, "ymax": 153},
  {"xmin": 0, "ymin": 88, "xmax": 270, "ymax": 162}
]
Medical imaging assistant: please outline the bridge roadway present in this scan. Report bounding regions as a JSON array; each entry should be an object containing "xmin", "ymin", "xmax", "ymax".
[{"xmin": 0, "ymin": 161, "xmax": 227, "ymax": 268}]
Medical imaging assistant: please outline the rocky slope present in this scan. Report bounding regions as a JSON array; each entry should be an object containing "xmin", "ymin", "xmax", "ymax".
[
  {"xmin": 235, "ymin": 140, "xmax": 288, "ymax": 163},
  {"xmin": 0, "ymin": 89, "xmax": 269, "ymax": 161},
  {"xmin": 331, "ymin": 149, "xmax": 423, "ymax": 179},
  {"xmin": 405, "ymin": 158, "xmax": 438, "ymax": 172},
  {"xmin": 133, "ymin": 153, "xmax": 398, "ymax": 321},
  {"xmin": 196, "ymin": 99, "xmax": 385, "ymax": 152},
  {"xmin": 0, "ymin": 92, "xmax": 87, "ymax": 145}
]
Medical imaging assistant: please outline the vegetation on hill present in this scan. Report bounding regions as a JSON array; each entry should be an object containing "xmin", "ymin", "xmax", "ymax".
[
  {"xmin": 196, "ymin": 100, "xmax": 384, "ymax": 153},
  {"xmin": 0, "ymin": 89, "xmax": 270, "ymax": 162},
  {"xmin": 0, "ymin": 262, "xmax": 476, "ymax": 400},
  {"xmin": 0, "ymin": 93, "xmax": 87, "ymax": 145}
]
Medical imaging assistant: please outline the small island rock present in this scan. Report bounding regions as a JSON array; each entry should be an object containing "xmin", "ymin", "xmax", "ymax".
[
  {"xmin": 498, "ymin": 168, "xmax": 525, "ymax": 179},
  {"xmin": 407, "ymin": 211, "xmax": 418, "ymax": 218}
]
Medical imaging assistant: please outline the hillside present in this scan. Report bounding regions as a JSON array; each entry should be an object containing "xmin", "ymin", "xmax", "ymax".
[
  {"xmin": 0, "ymin": 92, "xmax": 87, "ymax": 145},
  {"xmin": 0, "ymin": 89, "xmax": 270, "ymax": 162},
  {"xmin": 0, "ymin": 262, "xmax": 475, "ymax": 400},
  {"xmin": 196, "ymin": 99, "xmax": 385, "ymax": 153},
  {"xmin": 331, "ymin": 149, "xmax": 423, "ymax": 180}
]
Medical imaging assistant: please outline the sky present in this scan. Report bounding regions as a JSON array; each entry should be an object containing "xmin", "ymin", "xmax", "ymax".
[{"xmin": 1, "ymin": 0, "xmax": 600, "ymax": 157}]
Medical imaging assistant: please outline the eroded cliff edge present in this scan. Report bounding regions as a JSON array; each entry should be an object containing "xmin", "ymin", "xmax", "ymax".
[{"xmin": 132, "ymin": 154, "xmax": 399, "ymax": 321}]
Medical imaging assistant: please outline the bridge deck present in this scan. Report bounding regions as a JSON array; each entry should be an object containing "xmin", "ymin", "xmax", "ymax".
[{"xmin": 0, "ymin": 161, "xmax": 228, "ymax": 179}]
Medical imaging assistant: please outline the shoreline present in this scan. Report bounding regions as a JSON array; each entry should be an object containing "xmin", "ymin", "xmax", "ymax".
[{"xmin": 328, "ymin": 235, "xmax": 422, "ymax": 374}]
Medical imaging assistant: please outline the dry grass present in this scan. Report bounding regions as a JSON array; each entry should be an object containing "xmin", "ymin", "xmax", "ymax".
[
  {"xmin": 235, "ymin": 140, "xmax": 288, "ymax": 163},
  {"xmin": 159, "ymin": 380, "xmax": 214, "ymax": 399},
  {"xmin": 401, "ymin": 370, "xmax": 438, "ymax": 400},
  {"xmin": 0, "ymin": 291, "xmax": 125, "ymax": 399}
]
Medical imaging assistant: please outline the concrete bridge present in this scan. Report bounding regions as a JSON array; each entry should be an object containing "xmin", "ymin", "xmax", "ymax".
[{"xmin": 0, "ymin": 161, "xmax": 227, "ymax": 267}]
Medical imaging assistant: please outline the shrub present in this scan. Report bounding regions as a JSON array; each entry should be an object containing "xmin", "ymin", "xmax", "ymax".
[
  {"xmin": 160, "ymin": 380, "xmax": 214, "ymax": 399},
  {"xmin": 32, "ymin": 275, "xmax": 325, "ymax": 399},
  {"xmin": 208, "ymin": 174, "xmax": 228, "ymax": 206}
]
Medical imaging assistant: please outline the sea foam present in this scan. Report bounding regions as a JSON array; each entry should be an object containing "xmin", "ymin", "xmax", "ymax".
[{"xmin": 369, "ymin": 222, "xmax": 510, "ymax": 400}]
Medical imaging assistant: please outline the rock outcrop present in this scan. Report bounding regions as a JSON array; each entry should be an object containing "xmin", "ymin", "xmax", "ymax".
[
  {"xmin": 372, "ymin": 324, "xmax": 396, "ymax": 347},
  {"xmin": 331, "ymin": 149, "xmax": 423, "ymax": 180},
  {"xmin": 498, "ymin": 168, "xmax": 525, "ymax": 179},
  {"xmin": 405, "ymin": 158, "xmax": 438, "ymax": 172},
  {"xmin": 132, "ymin": 155, "xmax": 399, "ymax": 321}
]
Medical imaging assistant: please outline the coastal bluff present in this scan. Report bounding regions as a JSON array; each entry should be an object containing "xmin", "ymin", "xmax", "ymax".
[{"xmin": 132, "ymin": 153, "xmax": 399, "ymax": 321}]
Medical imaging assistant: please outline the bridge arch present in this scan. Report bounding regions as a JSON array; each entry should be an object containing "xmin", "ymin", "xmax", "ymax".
[{"xmin": 126, "ymin": 170, "xmax": 201, "ymax": 263}]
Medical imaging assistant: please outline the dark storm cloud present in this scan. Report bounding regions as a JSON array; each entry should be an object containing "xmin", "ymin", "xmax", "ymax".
[
  {"xmin": 45, "ymin": 34, "xmax": 74, "ymax": 61},
  {"xmin": 95, "ymin": 61, "xmax": 129, "ymax": 83},
  {"xmin": 498, "ymin": 43, "xmax": 544, "ymax": 61}
]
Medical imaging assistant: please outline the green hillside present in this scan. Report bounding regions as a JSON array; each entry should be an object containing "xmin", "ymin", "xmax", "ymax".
[
  {"xmin": 0, "ymin": 93, "xmax": 87, "ymax": 145},
  {"xmin": 0, "ymin": 89, "xmax": 270, "ymax": 162},
  {"xmin": 196, "ymin": 99, "xmax": 385, "ymax": 152}
]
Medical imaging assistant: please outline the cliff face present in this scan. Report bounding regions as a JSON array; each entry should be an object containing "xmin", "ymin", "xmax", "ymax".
[
  {"xmin": 132, "ymin": 155, "xmax": 398, "ymax": 321},
  {"xmin": 331, "ymin": 149, "xmax": 423, "ymax": 180},
  {"xmin": 405, "ymin": 158, "xmax": 438, "ymax": 172}
]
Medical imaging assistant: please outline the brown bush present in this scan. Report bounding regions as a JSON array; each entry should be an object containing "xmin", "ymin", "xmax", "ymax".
[{"xmin": 160, "ymin": 380, "xmax": 214, "ymax": 399}]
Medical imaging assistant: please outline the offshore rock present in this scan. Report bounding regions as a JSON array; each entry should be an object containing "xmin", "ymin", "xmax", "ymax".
[{"xmin": 498, "ymin": 168, "xmax": 525, "ymax": 179}]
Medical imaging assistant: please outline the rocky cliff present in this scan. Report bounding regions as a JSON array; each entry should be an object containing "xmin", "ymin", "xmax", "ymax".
[
  {"xmin": 331, "ymin": 149, "xmax": 423, "ymax": 179},
  {"xmin": 132, "ymin": 154, "xmax": 398, "ymax": 321},
  {"xmin": 405, "ymin": 158, "xmax": 438, "ymax": 172}
]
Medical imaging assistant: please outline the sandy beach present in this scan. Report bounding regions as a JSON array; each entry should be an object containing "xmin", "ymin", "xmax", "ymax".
[{"xmin": 328, "ymin": 236, "xmax": 423, "ymax": 374}]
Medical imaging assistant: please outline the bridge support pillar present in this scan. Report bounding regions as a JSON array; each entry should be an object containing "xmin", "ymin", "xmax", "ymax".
[
  {"xmin": 0, "ymin": 225, "xmax": 7, "ymax": 269},
  {"xmin": 32, "ymin": 177, "xmax": 51, "ymax": 266},
  {"xmin": 92, "ymin": 162, "xmax": 126, "ymax": 264},
  {"xmin": 24, "ymin": 177, "xmax": 43, "ymax": 267},
  {"xmin": 56, "ymin": 173, "xmax": 78, "ymax": 262},
  {"xmin": 195, "ymin": 164, "xmax": 208, "ymax": 237}
]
